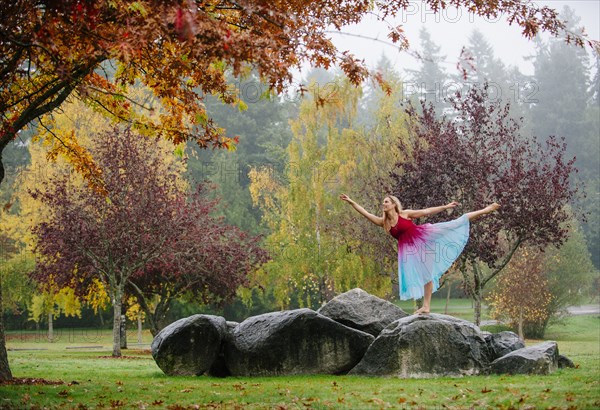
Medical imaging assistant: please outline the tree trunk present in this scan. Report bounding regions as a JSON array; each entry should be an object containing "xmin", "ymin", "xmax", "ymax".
[
  {"xmin": 473, "ymin": 293, "xmax": 482, "ymax": 326},
  {"xmin": 0, "ymin": 272, "xmax": 12, "ymax": 381},
  {"xmin": 137, "ymin": 316, "xmax": 143, "ymax": 344},
  {"xmin": 445, "ymin": 281, "xmax": 452, "ymax": 315},
  {"xmin": 48, "ymin": 313, "xmax": 54, "ymax": 343},
  {"xmin": 518, "ymin": 308, "xmax": 524, "ymax": 340},
  {"xmin": 112, "ymin": 298, "xmax": 122, "ymax": 357},
  {"xmin": 472, "ymin": 262, "xmax": 483, "ymax": 326},
  {"xmin": 120, "ymin": 315, "xmax": 127, "ymax": 350},
  {"xmin": 389, "ymin": 269, "xmax": 399, "ymax": 300}
]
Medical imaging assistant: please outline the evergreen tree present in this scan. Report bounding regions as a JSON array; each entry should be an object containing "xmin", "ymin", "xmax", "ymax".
[
  {"xmin": 454, "ymin": 29, "xmax": 528, "ymax": 120},
  {"xmin": 186, "ymin": 73, "xmax": 295, "ymax": 235},
  {"xmin": 407, "ymin": 28, "xmax": 448, "ymax": 114},
  {"xmin": 530, "ymin": 6, "xmax": 599, "ymax": 267}
]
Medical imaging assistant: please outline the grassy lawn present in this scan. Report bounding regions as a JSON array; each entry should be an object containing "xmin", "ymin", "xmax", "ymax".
[
  {"xmin": 1, "ymin": 304, "xmax": 598, "ymax": 409},
  {"xmin": 396, "ymin": 297, "xmax": 479, "ymax": 320}
]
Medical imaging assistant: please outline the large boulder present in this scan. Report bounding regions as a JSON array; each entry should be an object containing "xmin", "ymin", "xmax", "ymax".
[
  {"xmin": 225, "ymin": 308, "xmax": 374, "ymax": 376},
  {"xmin": 151, "ymin": 314, "xmax": 227, "ymax": 376},
  {"xmin": 485, "ymin": 331, "xmax": 525, "ymax": 361},
  {"xmin": 349, "ymin": 313, "xmax": 489, "ymax": 378},
  {"xmin": 317, "ymin": 288, "xmax": 408, "ymax": 337},
  {"xmin": 490, "ymin": 341, "xmax": 559, "ymax": 375},
  {"xmin": 558, "ymin": 354, "xmax": 575, "ymax": 369}
]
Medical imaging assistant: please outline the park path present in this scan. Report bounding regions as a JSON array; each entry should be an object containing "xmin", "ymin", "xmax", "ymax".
[
  {"xmin": 566, "ymin": 304, "xmax": 600, "ymax": 315},
  {"xmin": 479, "ymin": 304, "xmax": 599, "ymax": 327}
]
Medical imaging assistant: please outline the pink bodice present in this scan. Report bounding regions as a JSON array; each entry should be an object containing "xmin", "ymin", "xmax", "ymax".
[{"xmin": 389, "ymin": 215, "xmax": 422, "ymax": 244}]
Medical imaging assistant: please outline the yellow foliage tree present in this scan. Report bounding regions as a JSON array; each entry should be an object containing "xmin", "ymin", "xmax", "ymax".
[
  {"xmin": 28, "ymin": 282, "xmax": 82, "ymax": 342},
  {"xmin": 125, "ymin": 296, "xmax": 146, "ymax": 344},
  {"xmin": 487, "ymin": 247, "xmax": 552, "ymax": 339},
  {"xmin": 247, "ymin": 76, "xmax": 410, "ymax": 309}
]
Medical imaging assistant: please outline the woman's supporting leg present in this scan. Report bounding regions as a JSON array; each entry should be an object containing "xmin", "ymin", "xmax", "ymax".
[
  {"xmin": 466, "ymin": 203, "xmax": 500, "ymax": 222},
  {"xmin": 415, "ymin": 281, "xmax": 433, "ymax": 314}
]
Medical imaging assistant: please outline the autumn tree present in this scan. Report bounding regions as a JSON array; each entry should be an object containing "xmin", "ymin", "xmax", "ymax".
[
  {"xmin": 28, "ymin": 284, "xmax": 82, "ymax": 341},
  {"xmin": 388, "ymin": 83, "xmax": 578, "ymax": 325},
  {"xmin": 1, "ymin": 0, "xmax": 595, "ymax": 188},
  {"xmin": 247, "ymin": 74, "xmax": 416, "ymax": 308},
  {"xmin": 486, "ymin": 247, "xmax": 552, "ymax": 340},
  {"xmin": 126, "ymin": 186, "xmax": 267, "ymax": 335},
  {"xmin": 31, "ymin": 127, "xmax": 265, "ymax": 355},
  {"xmin": 529, "ymin": 220, "xmax": 597, "ymax": 337},
  {"xmin": 488, "ymin": 218, "xmax": 596, "ymax": 338}
]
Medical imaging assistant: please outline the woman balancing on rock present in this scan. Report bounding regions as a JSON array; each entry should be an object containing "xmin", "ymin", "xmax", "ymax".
[{"xmin": 340, "ymin": 194, "xmax": 499, "ymax": 314}]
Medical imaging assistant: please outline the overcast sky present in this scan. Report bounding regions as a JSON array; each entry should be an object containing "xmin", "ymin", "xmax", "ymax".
[{"xmin": 323, "ymin": 0, "xmax": 599, "ymax": 78}]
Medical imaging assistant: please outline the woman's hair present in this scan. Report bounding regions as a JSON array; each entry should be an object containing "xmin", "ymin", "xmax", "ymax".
[{"xmin": 383, "ymin": 195, "xmax": 403, "ymax": 232}]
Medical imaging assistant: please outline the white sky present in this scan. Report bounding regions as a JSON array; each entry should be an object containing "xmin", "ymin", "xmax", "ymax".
[{"xmin": 324, "ymin": 0, "xmax": 599, "ymax": 78}]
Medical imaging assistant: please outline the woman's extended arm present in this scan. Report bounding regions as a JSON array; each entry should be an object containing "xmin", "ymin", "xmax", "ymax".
[
  {"xmin": 339, "ymin": 194, "xmax": 384, "ymax": 226},
  {"xmin": 404, "ymin": 201, "xmax": 459, "ymax": 219}
]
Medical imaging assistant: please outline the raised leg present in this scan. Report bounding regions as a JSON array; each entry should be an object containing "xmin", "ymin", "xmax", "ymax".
[{"xmin": 466, "ymin": 203, "xmax": 500, "ymax": 222}]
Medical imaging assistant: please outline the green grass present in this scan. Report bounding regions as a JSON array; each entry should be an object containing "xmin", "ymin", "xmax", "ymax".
[
  {"xmin": 1, "ymin": 310, "xmax": 599, "ymax": 409},
  {"xmin": 396, "ymin": 297, "xmax": 484, "ymax": 320}
]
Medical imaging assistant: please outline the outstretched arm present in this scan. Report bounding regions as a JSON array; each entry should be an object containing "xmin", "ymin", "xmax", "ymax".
[
  {"xmin": 340, "ymin": 194, "xmax": 384, "ymax": 227},
  {"xmin": 405, "ymin": 201, "xmax": 459, "ymax": 219}
]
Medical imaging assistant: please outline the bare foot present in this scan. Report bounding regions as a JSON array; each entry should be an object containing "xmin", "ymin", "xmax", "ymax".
[
  {"xmin": 414, "ymin": 307, "xmax": 430, "ymax": 315},
  {"xmin": 486, "ymin": 203, "xmax": 500, "ymax": 213}
]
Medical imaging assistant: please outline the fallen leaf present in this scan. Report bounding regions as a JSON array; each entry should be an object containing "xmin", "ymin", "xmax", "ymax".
[
  {"xmin": 481, "ymin": 387, "xmax": 493, "ymax": 393},
  {"xmin": 368, "ymin": 397, "xmax": 386, "ymax": 405},
  {"xmin": 233, "ymin": 383, "xmax": 245, "ymax": 391},
  {"xmin": 109, "ymin": 399, "xmax": 125, "ymax": 408}
]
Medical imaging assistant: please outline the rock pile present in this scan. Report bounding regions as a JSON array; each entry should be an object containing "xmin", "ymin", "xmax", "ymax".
[{"xmin": 151, "ymin": 288, "xmax": 571, "ymax": 378}]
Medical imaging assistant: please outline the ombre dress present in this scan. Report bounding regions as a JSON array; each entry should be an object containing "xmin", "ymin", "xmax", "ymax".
[{"xmin": 389, "ymin": 214, "xmax": 470, "ymax": 300}]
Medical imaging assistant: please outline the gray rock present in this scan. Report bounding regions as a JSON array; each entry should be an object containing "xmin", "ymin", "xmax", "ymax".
[
  {"xmin": 151, "ymin": 314, "xmax": 227, "ymax": 376},
  {"xmin": 490, "ymin": 341, "xmax": 559, "ymax": 375},
  {"xmin": 208, "ymin": 321, "xmax": 239, "ymax": 378},
  {"xmin": 317, "ymin": 288, "xmax": 408, "ymax": 337},
  {"xmin": 558, "ymin": 354, "xmax": 575, "ymax": 369},
  {"xmin": 349, "ymin": 313, "xmax": 489, "ymax": 378},
  {"xmin": 225, "ymin": 308, "xmax": 374, "ymax": 376},
  {"xmin": 485, "ymin": 331, "xmax": 525, "ymax": 361},
  {"xmin": 226, "ymin": 321, "xmax": 239, "ymax": 332}
]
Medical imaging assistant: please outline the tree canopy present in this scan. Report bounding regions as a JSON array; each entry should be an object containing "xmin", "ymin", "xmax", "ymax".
[
  {"xmin": 1, "ymin": 0, "xmax": 595, "ymax": 188},
  {"xmin": 390, "ymin": 83, "xmax": 579, "ymax": 324}
]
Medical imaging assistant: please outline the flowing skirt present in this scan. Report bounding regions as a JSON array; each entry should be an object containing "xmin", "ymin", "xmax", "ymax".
[{"xmin": 398, "ymin": 214, "xmax": 470, "ymax": 300}]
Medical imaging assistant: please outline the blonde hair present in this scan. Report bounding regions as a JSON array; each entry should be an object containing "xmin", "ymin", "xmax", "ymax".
[{"xmin": 383, "ymin": 195, "xmax": 403, "ymax": 232}]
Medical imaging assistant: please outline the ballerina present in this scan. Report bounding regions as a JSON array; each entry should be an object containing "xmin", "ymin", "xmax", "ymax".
[{"xmin": 340, "ymin": 194, "xmax": 500, "ymax": 314}]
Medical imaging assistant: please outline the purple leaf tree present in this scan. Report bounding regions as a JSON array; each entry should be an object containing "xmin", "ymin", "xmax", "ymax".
[
  {"xmin": 31, "ymin": 127, "xmax": 266, "ymax": 355},
  {"xmin": 388, "ymin": 83, "xmax": 579, "ymax": 324}
]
